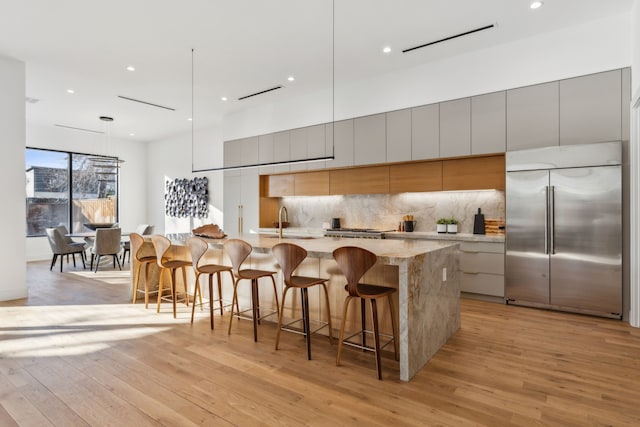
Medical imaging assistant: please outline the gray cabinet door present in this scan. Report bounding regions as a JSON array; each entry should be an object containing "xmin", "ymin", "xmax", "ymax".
[
  {"xmin": 354, "ymin": 113, "xmax": 386, "ymax": 165},
  {"xmin": 223, "ymin": 175, "xmax": 241, "ymax": 235},
  {"xmin": 272, "ymin": 131, "xmax": 290, "ymax": 173},
  {"xmin": 306, "ymin": 124, "xmax": 327, "ymax": 170},
  {"xmin": 258, "ymin": 133, "xmax": 275, "ymax": 174},
  {"xmin": 386, "ymin": 109, "xmax": 411, "ymax": 162},
  {"xmin": 559, "ymin": 69, "xmax": 621, "ymax": 145},
  {"xmin": 329, "ymin": 119, "xmax": 354, "ymax": 168},
  {"xmin": 507, "ymin": 81, "xmax": 559, "ymax": 151},
  {"xmin": 289, "ymin": 127, "xmax": 308, "ymax": 172},
  {"xmin": 223, "ymin": 139, "xmax": 242, "ymax": 176},
  {"xmin": 411, "ymin": 104, "xmax": 439, "ymax": 160},
  {"xmin": 471, "ymin": 91, "xmax": 506, "ymax": 154},
  {"xmin": 440, "ymin": 98, "xmax": 471, "ymax": 158}
]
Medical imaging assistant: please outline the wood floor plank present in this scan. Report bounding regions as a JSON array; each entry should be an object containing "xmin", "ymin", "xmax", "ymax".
[{"xmin": 1, "ymin": 261, "xmax": 640, "ymax": 426}]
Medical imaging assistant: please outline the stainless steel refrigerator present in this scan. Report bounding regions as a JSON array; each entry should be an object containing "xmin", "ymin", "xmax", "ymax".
[{"xmin": 505, "ymin": 141, "xmax": 622, "ymax": 319}]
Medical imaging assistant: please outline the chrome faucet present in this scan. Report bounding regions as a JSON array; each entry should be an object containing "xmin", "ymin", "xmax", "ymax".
[{"xmin": 278, "ymin": 206, "xmax": 288, "ymax": 239}]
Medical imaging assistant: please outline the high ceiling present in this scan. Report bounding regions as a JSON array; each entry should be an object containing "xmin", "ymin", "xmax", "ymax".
[{"xmin": 0, "ymin": 0, "xmax": 634, "ymax": 142}]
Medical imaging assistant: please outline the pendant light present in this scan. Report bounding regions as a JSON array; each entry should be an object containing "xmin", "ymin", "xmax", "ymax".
[{"xmin": 89, "ymin": 116, "xmax": 124, "ymax": 183}]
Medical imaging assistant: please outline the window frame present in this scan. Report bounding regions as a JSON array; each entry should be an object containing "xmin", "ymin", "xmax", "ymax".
[{"xmin": 26, "ymin": 147, "xmax": 120, "ymax": 237}]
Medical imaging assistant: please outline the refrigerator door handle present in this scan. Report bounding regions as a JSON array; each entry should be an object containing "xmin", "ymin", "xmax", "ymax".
[
  {"xmin": 544, "ymin": 186, "xmax": 549, "ymax": 255},
  {"xmin": 549, "ymin": 186, "xmax": 555, "ymax": 254}
]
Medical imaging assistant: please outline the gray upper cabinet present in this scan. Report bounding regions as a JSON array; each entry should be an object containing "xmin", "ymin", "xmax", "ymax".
[
  {"xmin": 223, "ymin": 139, "xmax": 242, "ymax": 177},
  {"xmin": 507, "ymin": 81, "xmax": 559, "ymax": 151},
  {"xmin": 440, "ymin": 98, "xmax": 471, "ymax": 158},
  {"xmin": 411, "ymin": 104, "xmax": 439, "ymax": 160},
  {"xmin": 354, "ymin": 113, "xmax": 386, "ymax": 165},
  {"xmin": 240, "ymin": 136, "xmax": 259, "ymax": 176},
  {"xmin": 272, "ymin": 131, "xmax": 290, "ymax": 173},
  {"xmin": 306, "ymin": 124, "xmax": 327, "ymax": 170},
  {"xmin": 560, "ymin": 69, "xmax": 622, "ymax": 145},
  {"xmin": 289, "ymin": 127, "xmax": 308, "ymax": 172},
  {"xmin": 329, "ymin": 119, "xmax": 354, "ymax": 168},
  {"xmin": 258, "ymin": 133, "xmax": 275, "ymax": 174},
  {"xmin": 386, "ymin": 109, "xmax": 412, "ymax": 162},
  {"xmin": 471, "ymin": 91, "xmax": 506, "ymax": 154}
]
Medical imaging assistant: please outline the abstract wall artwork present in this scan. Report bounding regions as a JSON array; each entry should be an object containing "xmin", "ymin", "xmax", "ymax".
[{"xmin": 165, "ymin": 177, "xmax": 209, "ymax": 218}]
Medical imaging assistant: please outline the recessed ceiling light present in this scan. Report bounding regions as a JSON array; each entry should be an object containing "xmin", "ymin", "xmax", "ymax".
[
  {"xmin": 221, "ymin": 96, "xmax": 228, "ymax": 101},
  {"xmin": 530, "ymin": 1, "xmax": 543, "ymax": 9},
  {"xmin": 382, "ymin": 46, "xmax": 392, "ymax": 54},
  {"xmin": 187, "ymin": 117, "xmax": 193, "ymax": 121},
  {"xmin": 66, "ymin": 89, "xmax": 75, "ymax": 94},
  {"xmin": 287, "ymin": 76, "xmax": 295, "ymax": 82},
  {"xmin": 129, "ymin": 133, "xmax": 135, "ymax": 137},
  {"xmin": 126, "ymin": 66, "xmax": 136, "ymax": 71}
]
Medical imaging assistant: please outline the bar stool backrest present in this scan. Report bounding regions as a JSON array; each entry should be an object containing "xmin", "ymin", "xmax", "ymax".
[
  {"xmin": 272, "ymin": 243, "xmax": 307, "ymax": 284},
  {"xmin": 129, "ymin": 233, "xmax": 146, "ymax": 261},
  {"xmin": 332, "ymin": 246, "xmax": 377, "ymax": 297},
  {"xmin": 151, "ymin": 235, "xmax": 172, "ymax": 268},
  {"xmin": 186, "ymin": 236, "xmax": 208, "ymax": 271},
  {"xmin": 223, "ymin": 239, "xmax": 252, "ymax": 276}
]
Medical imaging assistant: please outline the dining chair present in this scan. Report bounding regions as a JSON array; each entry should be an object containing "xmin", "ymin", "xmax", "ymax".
[
  {"xmin": 130, "ymin": 233, "xmax": 158, "ymax": 308},
  {"xmin": 45, "ymin": 227, "xmax": 86, "ymax": 272},
  {"xmin": 272, "ymin": 242, "xmax": 333, "ymax": 360},
  {"xmin": 152, "ymin": 235, "xmax": 191, "ymax": 318},
  {"xmin": 332, "ymin": 246, "xmax": 398, "ymax": 380},
  {"xmin": 90, "ymin": 227, "xmax": 122, "ymax": 272},
  {"xmin": 186, "ymin": 236, "xmax": 234, "ymax": 330},
  {"xmin": 224, "ymin": 238, "xmax": 280, "ymax": 342},
  {"xmin": 122, "ymin": 224, "xmax": 154, "ymax": 263}
]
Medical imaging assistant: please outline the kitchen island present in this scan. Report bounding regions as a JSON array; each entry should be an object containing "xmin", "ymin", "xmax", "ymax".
[{"xmin": 134, "ymin": 234, "xmax": 460, "ymax": 381}]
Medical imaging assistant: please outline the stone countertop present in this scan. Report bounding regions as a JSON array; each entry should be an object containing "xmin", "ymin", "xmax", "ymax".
[
  {"xmin": 386, "ymin": 231, "xmax": 504, "ymax": 243},
  {"xmin": 168, "ymin": 232, "xmax": 458, "ymax": 264}
]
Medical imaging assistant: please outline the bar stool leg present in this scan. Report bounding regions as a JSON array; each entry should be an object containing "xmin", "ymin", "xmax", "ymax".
[
  {"xmin": 270, "ymin": 275, "xmax": 280, "ymax": 321},
  {"xmin": 132, "ymin": 262, "xmax": 142, "ymax": 304},
  {"xmin": 228, "ymin": 278, "xmax": 239, "ymax": 335},
  {"xmin": 370, "ymin": 298, "xmax": 382, "ymax": 380},
  {"xmin": 321, "ymin": 283, "xmax": 333, "ymax": 344},
  {"xmin": 336, "ymin": 296, "xmax": 354, "ymax": 367},
  {"xmin": 275, "ymin": 286, "xmax": 292, "ymax": 350},
  {"xmin": 144, "ymin": 263, "xmax": 151, "ymax": 308},
  {"xmin": 251, "ymin": 278, "xmax": 259, "ymax": 342},
  {"xmin": 157, "ymin": 268, "xmax": 165, "ymax": 313},
  {"xmin": 361, "ymin": 299, "xmax": 367, "ymax": 351},
  {"xmin": 207, "ymin": 274, "xmax": 214, "ymax": 329},
  {"xmin": 190, "ymin": 272, "xmax": 202, "ymax": 325},
  {"xmin": 301, "ymin": 287, "xmax": 312, "ymax": 360},
  {"xmin": 216, "ymin": 272, "xmax": 224, "ymax": 316}
]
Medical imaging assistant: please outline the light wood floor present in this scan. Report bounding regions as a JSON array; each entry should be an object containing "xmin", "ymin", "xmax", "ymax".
[{"xmin": 1, "ymin": 261, "xmax": 640, "ymax": 426}]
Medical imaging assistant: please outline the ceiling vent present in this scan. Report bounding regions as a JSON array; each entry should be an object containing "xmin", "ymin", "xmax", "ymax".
[
  {"xmin": 54, "ymin": 124, "xmax": 103, "ymax": 134},
  {"xmin": 238, "ymin": 85, "xmax": 283, "ymax": 101},
  {"xmin": 402, "ymin": 24, "xmax": 495, "ymax": 54},
  {"xmin": 25, "ymin": 97, "xmax": 40, "ymax": 104},
  {"xmin": 117, "ymin": 95, "xmax": 176, "ymax": 111}
]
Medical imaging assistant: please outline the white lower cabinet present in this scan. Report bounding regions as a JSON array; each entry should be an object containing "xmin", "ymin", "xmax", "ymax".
[{"xmin": 459, "ymin": 241, "xmax": 505, "ymax": 298}]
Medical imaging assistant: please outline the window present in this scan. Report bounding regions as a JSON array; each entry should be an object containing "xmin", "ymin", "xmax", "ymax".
[{"xmin": 26, "ymin": 148, "xmax": 119, "ymax": 236}]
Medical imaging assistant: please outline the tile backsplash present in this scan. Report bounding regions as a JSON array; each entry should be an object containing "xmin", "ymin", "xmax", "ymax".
[{"xmin": 280, "ymin": 190, "xmax": 505, "ymax": 233}]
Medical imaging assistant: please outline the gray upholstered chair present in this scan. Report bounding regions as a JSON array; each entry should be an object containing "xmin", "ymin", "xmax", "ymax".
[
  {"xmin": 121, "ymin": 224, "xmax": 154, "ymax": 263},
  {"xmin": 90, "ymin": 227, "xmax": 122, "ymax": 272},
  {"xmin": 45, "ymin": 227, "xmax": 86, "ymax": 272}
]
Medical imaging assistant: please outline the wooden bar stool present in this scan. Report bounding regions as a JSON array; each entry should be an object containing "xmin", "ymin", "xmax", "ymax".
[
  {"xmin": 152, "ymin": 235, "xmax": 191, "ymax": 318},
  {"xmin": 332, "ymin": 246, "xmax": 399, "ymax": 380},
  {"xmin": 272, "ymin": 242, "xmax": 333, "ymax": 360},
  {"xmin": 224, "ymin": 238, "xmax": 280, "ymax": 342},
  {"xmin": 186, "ymin": 236, "xmax": 235, "ymax": 330},
  {"xmin": 130, "ymin": 233, "xmax": 158, "ymax": 308}
]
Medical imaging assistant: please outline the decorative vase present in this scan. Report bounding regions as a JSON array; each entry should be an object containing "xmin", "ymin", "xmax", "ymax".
[
  {"xmin": 447, "ymin": 224, "xmax": 458, "ymax": 234},
  {"xmin": 437, "ymin": 224, "xmax": 447, "ymax": 233}
]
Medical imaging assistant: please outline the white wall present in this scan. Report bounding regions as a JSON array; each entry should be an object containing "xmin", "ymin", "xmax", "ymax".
[
  {"xmin": 26, "ymin": 124, "xmax": 148, "ymax": 261},
  {"xmin": 147, "ymin": 126, "xmax": 224, "ymax": 235},
  {"xmin": 222, "ymin": 13, "xmax": 632, "ymax": 142},
  {"xmin": 0, "ymin": 55, "xmax": 27, "ymax": 301}
]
